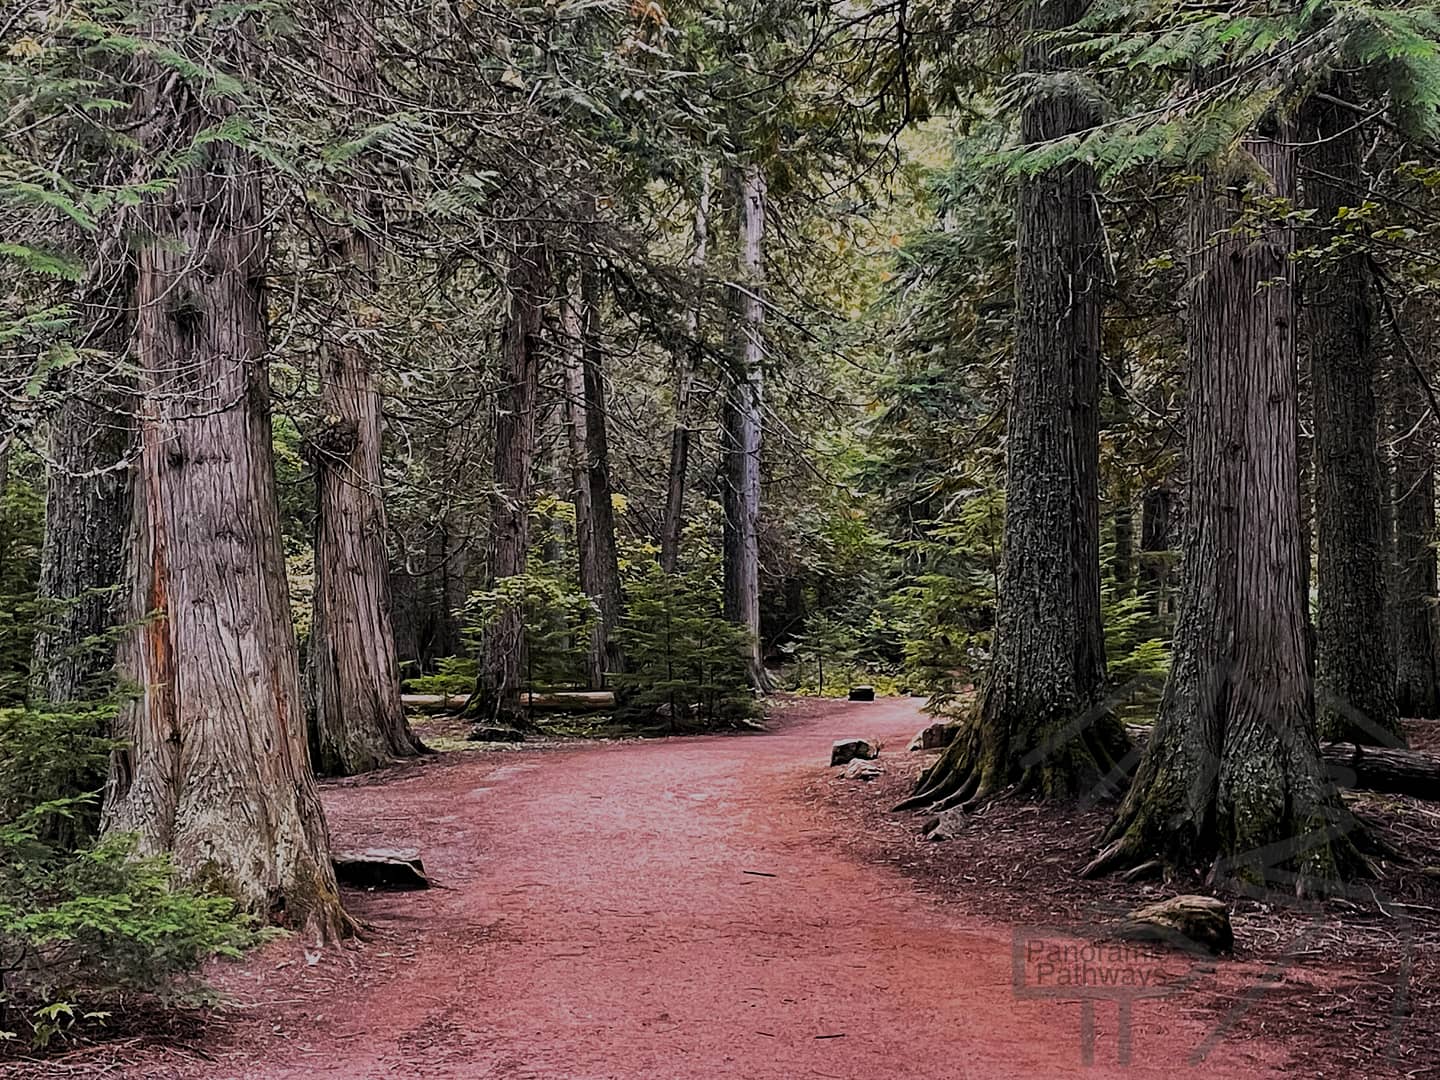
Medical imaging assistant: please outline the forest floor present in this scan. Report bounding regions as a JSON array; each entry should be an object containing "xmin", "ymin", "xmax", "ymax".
[{"xmin": 7, "ymin": 697, "xmax": 1431, "ymax": 1079}]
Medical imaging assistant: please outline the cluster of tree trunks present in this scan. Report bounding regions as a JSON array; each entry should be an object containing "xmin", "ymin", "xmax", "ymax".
[
  {"xmin": 391, "ymin": 516, "xmax": 469, "ymax": 671},
  {"xmin": 1084, "ymin": 133, "xmax": 1360, "ymax": 889},
  {"xmin": 560, "ymin": 263, "xmax": 624, "ymax": 691},
  {"xmin": 899, "ymin": 16, "xmax": 1437, "ymax": 888}
]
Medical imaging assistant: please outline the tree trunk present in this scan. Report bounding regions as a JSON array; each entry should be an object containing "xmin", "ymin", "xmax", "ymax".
[
  {"xmin": 1127, "ymin": 722, "xmax": 1440, "ymax": 800},
  {"xmin": 105, "ymin": 12, "xmax": 348, "ymax": 939},
  {"xmin": 723, "ymin": 163, "xmax": 768, "ymax": 690},
  {"xmin": 1303, "ymin": 88, "xmax": 1404, "ymax": 747},
  {"xmin": 1139, "ymin": 485, "xmax": 1178, "ymax": 622},
  {"xmin": 661, "ymin": 169, "xmax": 711, "ymax": 574},
  {"xmin": 469, "ymin": 239, "xmax": 548, "ymax": 726},
  {"xmin": 305, "ymin": 0, "xmax": 424, "ymax": 775},
  {"xmin": 1112, "ymin": 504, "xmax": 1134, "ymax": 596},
  {"xmin": 562, "ymin": 280, "xmax": 603, "ymax": 690},
  {"xmin": 900, "ymin": 0, "xmax": 1127, "ymax": 812},
  {"xmin": 1389, "ymin": 319, "xmax": 1440, "ymax": 719},
  {"xmin": 580, "ymin": 263, "xmax": 625, "ymax": 685},
  {"xmin": 1084, "ymin": 136, "xmax": 1361, "ymax": 892},
  {"xmin": 31, "ymin": 290, "xmax": 133, "ymax": 705}
]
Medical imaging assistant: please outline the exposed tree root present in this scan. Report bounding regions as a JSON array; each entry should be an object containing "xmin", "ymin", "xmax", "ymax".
[
  {"xmin": 1081, "ymin": 789, "xmax": 1370, "ymax": 900},
  {"xmin": 893, "ymin": 696, "xmax": 1131, "ymax": 814}
]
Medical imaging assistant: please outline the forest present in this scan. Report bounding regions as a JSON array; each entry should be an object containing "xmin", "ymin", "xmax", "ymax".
[{"xmin": 2, "ymin": 0, "xmax": 1440, "ymax": 1076}]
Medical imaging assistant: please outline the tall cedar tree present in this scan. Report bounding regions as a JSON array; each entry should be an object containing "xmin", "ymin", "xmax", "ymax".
[
  {"xmin": 31, "ymin": 279, "xmax": 132, "ymax": 705},
  {"xmin": 305, "ymin": 0, "xmax": 426, "ymax": 774},
  {"xmin": 1303, "ymin": 86, "xmax": 1404, "ymax": 747},
  {"xmin": 722, "ymin": 163, "xmax": 768, "ymax": 690},
  {"xmin": 579, "ymin": 261, "xmax": 625, "ymax": 685},
  {"xmin": 469, "ymin": 239, "xmax": 549, "ymax": 725},
  {"xmin": 1084, "ymin": 134, "xmax": 1361, "ymax": 891},
  {"xmin": 660, "ymin": 168, "xmax": 711, "ymax": 574},
  {"xmin": 1390, "ymin": 310, "xmax": 1440, "ymax": 718},
  {"xmin": 105, "ymin": 8, "xmax": 348, "ymax": 938},
  {"xmin": 562, "ymin": 279, "xmax": 603, "ymax": 689},
  {"xmin": 899, "ymin": 0, "xmax": 1129, "ymax": 812}
]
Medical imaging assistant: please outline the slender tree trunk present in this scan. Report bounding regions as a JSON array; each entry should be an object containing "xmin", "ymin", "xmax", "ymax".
[
  {"xmin": 31, "ymin": 285, "xmax": 133, "ymax": 705},
  {"xmin": 1107, "ymin": 365, "xmax": 1134, "ymax": 596},
  {"xmin": 580, "ymin": 263, "xmax": 625, "ymax": 684},
  {"xmin": 1303, "ymin": 88, "xmax": 1404, "ymax": 747},
  {"xmin": 1390, "ymin": 318, "xmax": 1440, "ymax": 719},
  {"xmin": 1112, "ymin": 504, "xmax": 1134, "ymax": 596},
  {"xmin": 1085, "ymin": 136, "xmax": 1360, "ymax": 891},
  {"xmin": 661, "ymin": 169, "xmax": 711, "ymax": 574},
  {"xmin": 469, "ymin": 239, "xmax": 548, "ymax": 726},
  {"xmin": 105, "ymin": 12, "xmax": 347, "ymax": 939},
  {"xmin": 901, "ymin": 0, "xmax": 1127, "ymax": 812},
  {"xmin": 723, "ymin": 164, "xmax": 767, "ymax": 690},
  {"xmin": 562, "ymin": 280, "xmax": 603, "ymax": 690},
  {"xmin": 304, "ymin": 0, "xmax": 424, "ymax": 775},
  {"xmin": 1139, "ymin": 485, "xmax": 1177, "ymax": 622},
  {"xmin": 1298, "ymin": 339, "xmax": 1315, "ymax": 646}
]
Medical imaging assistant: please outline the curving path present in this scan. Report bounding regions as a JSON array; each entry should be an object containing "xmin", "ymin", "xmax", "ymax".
[{"xmin": 148, "ymin": 698, "xmax": 1287, "ymax": 1079}]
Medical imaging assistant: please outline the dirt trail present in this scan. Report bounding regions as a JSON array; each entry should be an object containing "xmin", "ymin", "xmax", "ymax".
[{"xmin": 147, "ymin": 698, "xmax": 1287, "ymax": 1079}]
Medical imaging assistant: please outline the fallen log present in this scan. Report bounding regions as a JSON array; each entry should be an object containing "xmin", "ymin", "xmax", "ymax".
[
  {"xmin": 1320, "ymin": 743, "xmax": 1440, "ymax": 800},
  {"xmin": 1124, "ymin": 723, "xmax": 1440, "ymax": 799},
  {"xmin": 333, "ymin": 848, "xmax": 429, "ymax": 891},
  {"xmin": 401, "ymin": 691, "xmax": 616, "ymax": 713}
]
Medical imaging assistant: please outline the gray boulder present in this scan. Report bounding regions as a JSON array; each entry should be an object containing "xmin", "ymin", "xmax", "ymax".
[
  {"xmin": 907, "ymin": 722, "xmax": 960, "ymax": 752},
  {"xmin": 843, "ymin": 758, "xmax": 884, "ymax": 781},
  {"xmin": 830, "ymin": 738, "xmax": 878, "ymax": 766}
]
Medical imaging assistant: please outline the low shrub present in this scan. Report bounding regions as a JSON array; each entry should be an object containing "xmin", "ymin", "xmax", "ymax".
[{"xmin": 0, "ymin": 706, "xmax": 258, "ymax": 1048}]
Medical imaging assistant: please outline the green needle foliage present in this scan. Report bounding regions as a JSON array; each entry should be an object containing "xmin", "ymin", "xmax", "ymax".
[
  {"xmin": 615, "ymin": 540, "xmax": 758, "ymax": 727},
  {"xmin": 0, "ymin": 707, "xmax": 257, "ymax": 1048}
]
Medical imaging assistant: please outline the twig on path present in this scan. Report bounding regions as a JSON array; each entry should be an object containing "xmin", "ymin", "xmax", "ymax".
[{"xmin": 742, "ymin": 870, "xmax": 777, "ymax": 878}]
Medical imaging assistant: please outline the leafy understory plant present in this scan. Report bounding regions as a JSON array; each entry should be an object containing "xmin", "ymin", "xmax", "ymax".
[{"xmin": 0, "ymin": 708, "xmax": 259, "ymax": 1049}]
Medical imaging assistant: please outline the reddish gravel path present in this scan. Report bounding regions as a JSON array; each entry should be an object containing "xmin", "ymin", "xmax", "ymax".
[{"xmin": 144, "ymin": 698, "xmax": 1288, "ymax": 1079}]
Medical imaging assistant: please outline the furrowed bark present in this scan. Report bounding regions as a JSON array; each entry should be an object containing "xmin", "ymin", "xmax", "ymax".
[
  {"xmin": 106, "ymin": 9, "xmax": 348, "ymax": 940},
  {"xmin": 722, "ymin": 163, "xmax": 768, "ymax": 691},
  {"xmin": 660, "ymin": 169, "xmax": 711, "ymax": 574},
  {"xmin": 1086, "ymin": 136, "xmax": 1362, "ymax": 894},
  {"xmin": 1303, "ymin": 87, "xmax": 1403, "ymax": 747},
  {"xmin": 305, "ymin": 0, "xmax": 424, "ymax": 775},
  {"xmin": 579, "ymin": 263, "xmax": 625, "ymax": 685},
  {"xmin": 31, "ymin": 278, "xmax": 133, "ymax": 706},
  {"xmin": 901, "ymin": 0, "xmax": 1127, "ymax": 812},
  {"xmin": 1389, "ymin": 309, "xmax": 1440, "ymax": 719},
  {"xmin": 562, "ymin": 279, "xmax": 603, "ymax": 690},
  {"xmin": 469, "ymin": 239, "xmax": 548, "ymax": 726},
  {"xmin": 1139, "ymin": 485, "xmax": 1178, "ymax": 622}
]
